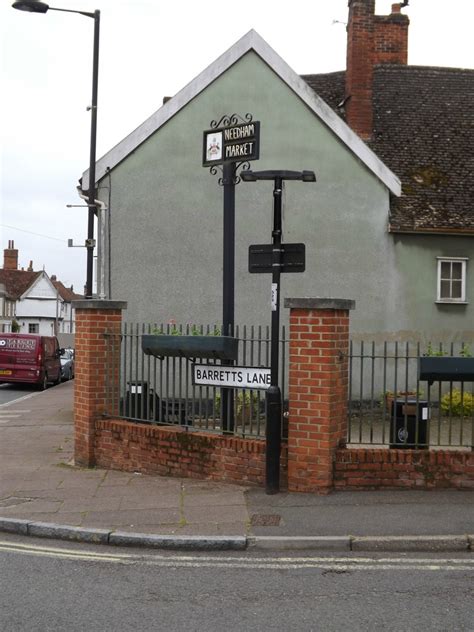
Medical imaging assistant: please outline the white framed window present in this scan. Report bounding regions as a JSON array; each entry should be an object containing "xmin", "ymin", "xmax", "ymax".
[
  {"xmin": 28, "ymin": 323, "xmax": 39, "ymax": 334},
  {"xmin": 436, "ymin": 257, "xmax": 468, "ymax": 303}
]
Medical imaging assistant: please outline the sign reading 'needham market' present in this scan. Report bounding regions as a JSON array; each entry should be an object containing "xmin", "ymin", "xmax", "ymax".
[
  {"xmin": 193, "ymin": 364, "xmax": 270, "ymax": 390},
  {"xmin": 202, "ymin": 121, "xmax": 260, "ymax": 167}
]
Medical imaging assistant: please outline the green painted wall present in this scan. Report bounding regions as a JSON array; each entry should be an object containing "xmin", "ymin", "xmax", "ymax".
[{"xmin": 98, "ymin": 52, "xmax": 473, "ymax": 342}]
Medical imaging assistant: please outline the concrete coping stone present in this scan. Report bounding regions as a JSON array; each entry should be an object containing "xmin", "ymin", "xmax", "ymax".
[
  {"xmin": 72, "ymin": 299, "xmax": 128, "ymax": 310},
  {"xmin": 284, "ymin": 297, "xmax": 356, "ymax": 311}
]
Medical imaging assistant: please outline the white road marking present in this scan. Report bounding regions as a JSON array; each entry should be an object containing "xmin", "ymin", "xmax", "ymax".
[{"xmin": 0, "ymin": 541, "xmax": 473, "ymax": 571}]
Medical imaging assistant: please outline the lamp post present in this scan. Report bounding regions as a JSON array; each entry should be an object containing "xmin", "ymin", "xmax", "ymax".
[
  {"xmin": 12, "ymin": 0, "xmax": 100, "ymax": 299},
  {"xmin": 241, "ymin": 169, "xmax": 316, "ymax": 494}
]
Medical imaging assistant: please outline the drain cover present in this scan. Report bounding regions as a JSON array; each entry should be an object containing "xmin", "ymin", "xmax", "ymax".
[{"xmin": 250, "ymin": 513, "xmax": 281, "ymax": 527}]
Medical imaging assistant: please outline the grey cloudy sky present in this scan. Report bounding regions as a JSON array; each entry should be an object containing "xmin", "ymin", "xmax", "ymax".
[{"xmin": 1, "ymin": 0, "xmax": 473, "ymax": 293}]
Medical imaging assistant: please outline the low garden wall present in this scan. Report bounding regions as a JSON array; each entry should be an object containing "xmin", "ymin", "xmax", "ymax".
[
  {"xmin": 95, "ymin": 418, "xmax": 288, "ymax": 487},
  {"xmin": 335, "ymin": 448, "xmax": 474, "ymax": 490}
]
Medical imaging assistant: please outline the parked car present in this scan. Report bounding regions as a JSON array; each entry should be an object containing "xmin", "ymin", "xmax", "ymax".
[
  {"xmin": 60, "ymin": 348, "xmax": 75, "ymax": 381},
  {"xmin": 0, "ymin": 333, "xmax": 61, "ymax": 390}
]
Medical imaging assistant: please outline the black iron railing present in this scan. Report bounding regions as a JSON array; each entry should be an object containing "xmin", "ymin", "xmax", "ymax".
[
  {"xmin": 104, "ymin": 323, "xmax": 288, "ymax": 439},
  {"xmin": 348, "ymin": 341, "xmax": 473, "ymax": 449},
  {"xmin": 104, "ymin": 328, "xmax": 473, "ymax": 448}
]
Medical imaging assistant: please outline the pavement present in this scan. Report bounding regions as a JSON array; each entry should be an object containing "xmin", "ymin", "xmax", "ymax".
[{"xmin": 0, "ymin": 381, "xmax": 473, "ymax": 552}]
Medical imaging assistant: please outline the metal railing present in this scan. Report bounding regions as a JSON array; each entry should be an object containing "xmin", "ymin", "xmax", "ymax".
[
  {"xmin": 348, "ymin": 341, "xmax": 473, "ymax": 449},
  {"xmin": 104, "ymin": 323, "xmax": 289, "ymax": 439},
  {"xmin": 104, "ymin": 328, "xmax": 473, "ymax": 449}
]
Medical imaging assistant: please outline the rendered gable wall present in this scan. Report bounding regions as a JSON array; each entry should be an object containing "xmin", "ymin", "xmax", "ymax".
[{"xmin": 97, "ymin": 51, "xmax": 472, "ymax": 341}]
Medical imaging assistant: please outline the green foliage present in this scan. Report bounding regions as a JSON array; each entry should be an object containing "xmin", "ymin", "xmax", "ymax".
[
  {"xmin": 425, "ymin": 343, "xmax": 447, "ymax": 357},
  {"xmin": 214, "ymin": 390, "xmax": 260, "ymax": 417},
  {"xmin": 441, "ymin": 389, "xmax": 474, "ymax": 417},
  {"xmin": 151, "ymin": 324, "xmax": 221, "ymax": 336},
  {"xmin": 424, "ymin": 343, "xmax": 472, "ymax": 358},
  {"xmin": 11, "ymin": 319, "xmax": 20, "ymax": 333}
]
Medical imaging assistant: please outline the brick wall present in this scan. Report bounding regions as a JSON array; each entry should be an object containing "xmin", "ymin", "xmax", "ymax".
[
  {"xmin": 94, "ymin": 418, "xmax": 288, "ymax": 487},
  {"xmin": 335, "ymin": 449, "xmax": 474, "ymax": 490},
  {"xmin": 285, "ymin": 298, "xmax": 355, "ymax": 493},
  {"xmin": 73, "ymin": 300, "xmax": 127, "ymax": 466}
]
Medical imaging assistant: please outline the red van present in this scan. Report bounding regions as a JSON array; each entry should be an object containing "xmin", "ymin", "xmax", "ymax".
[{"xmin": 0, "ymin": 334, "xmax": 62, "ymax": 390}]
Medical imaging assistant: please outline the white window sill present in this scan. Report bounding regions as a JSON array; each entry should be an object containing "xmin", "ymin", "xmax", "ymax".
[{"xmin": 435, "ymin": 300, "xmax": 469, "ymax": 305}]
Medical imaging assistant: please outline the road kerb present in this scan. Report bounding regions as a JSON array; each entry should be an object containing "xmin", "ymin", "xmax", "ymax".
[
  {"xmin": 27, "ymin": 522, "xmax": 111, "ymax": 544},
  {"xmin": 0, "ymin": 518, "xmax": 472, "ymax": 553},
  {"xmin": 0, "ymin": 518, "xmax": 30, "ymax": 535},
  {"xmin": 351, "ymin": 535, "xmax": 470, "ymax": 552},
  {"xmin": 248, "ymin": 536, "xmax": 351, "ymax": 551},
  {"xmin": 108, "ymin": 532, "xmax": 247, "ymax": 550}
]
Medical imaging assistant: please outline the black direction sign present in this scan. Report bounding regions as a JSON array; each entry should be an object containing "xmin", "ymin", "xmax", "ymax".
[
  {"xmin": 249, "ymin": 243, "xmax": 306, "ymax": 274},
  {"xmin": 203, "ymin": 121, "xmax": 260, "ymax": 167}
]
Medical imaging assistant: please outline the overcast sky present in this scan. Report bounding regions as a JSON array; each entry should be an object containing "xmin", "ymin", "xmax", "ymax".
[{"xmin": 1, "ymin": 0, "xmax": 473, "ymax": 293}]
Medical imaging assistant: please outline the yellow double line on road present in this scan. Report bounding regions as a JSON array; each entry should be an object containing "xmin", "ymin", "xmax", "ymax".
[{"xmin": 1, "ymin": 540, "xmax": 473, "ymax": 571}]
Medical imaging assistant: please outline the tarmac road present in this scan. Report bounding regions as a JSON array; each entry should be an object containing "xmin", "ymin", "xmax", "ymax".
[{"xmin": 1, "ymin": 533, "xmax": 473, "ymax": 632}]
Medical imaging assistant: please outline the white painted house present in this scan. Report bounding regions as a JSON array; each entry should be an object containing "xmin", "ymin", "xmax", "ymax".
[{"xmin": 0, "ymin": 241, "xmax": 81, "ymax": 336}]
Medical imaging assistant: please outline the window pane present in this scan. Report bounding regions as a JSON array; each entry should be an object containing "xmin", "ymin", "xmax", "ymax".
[
  {"xmin": 440, "ymin": 261, "xmax": 451, "ymax": 279},
  {"xmin": 451, "ymin": 262, "xmax": 463, "ymax": 280},
  {"xmin": 440, "ymin": 280, "xmax": 451, "ymax": 298},
  {"xmin": 451, "ymin": 280, "xmax": 462, "ymax": 299}
]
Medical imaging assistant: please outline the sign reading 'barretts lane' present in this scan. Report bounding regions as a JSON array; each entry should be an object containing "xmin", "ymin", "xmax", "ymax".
[
  {"xmin": 193, "ymin": 363, "xmax": 270, "ymax": 390},
  {"xmin": 202, "ymin": 121, "xmax": 260, "ymax": 167}
]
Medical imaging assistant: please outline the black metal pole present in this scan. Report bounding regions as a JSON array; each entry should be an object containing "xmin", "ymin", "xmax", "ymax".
[
  {"xmin": 85, "ymin": 9, "xmax": 100, "ymax": 299},
  {"xmin": 266, "ymin": 176, "xmax": 283, "ymax": 494},
  {"xmin": 221, "ymin": 162, "xmax": 235, "ymax": 433}
]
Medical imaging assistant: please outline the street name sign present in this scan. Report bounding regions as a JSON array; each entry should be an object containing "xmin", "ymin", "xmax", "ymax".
[
  {"xmin": 248, "ymin": 243, "xmax": 306, "ymax": 273},
  {"xmin": 202, "ymin": 121, "xmax": 260, "ymax": 167},
  {"xmin": 193, "ymin": 364, "xmax": 270, "ymax": 390}
]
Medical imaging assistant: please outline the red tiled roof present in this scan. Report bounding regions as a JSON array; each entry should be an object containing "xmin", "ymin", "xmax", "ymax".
[
  {"xmin": 51, "ymin": 280, "xmax": 82, "ymax": 302},
  {"xmin": 0, "ymin": 269, "xmax": 42, "ymax": 300}
]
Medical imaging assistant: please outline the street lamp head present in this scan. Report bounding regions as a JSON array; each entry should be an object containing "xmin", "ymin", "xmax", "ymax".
[
  {"xmin": 301, "ymin": 171, "xmax": 316, "ymax": 182},
  {"xmin": 12, "ymin": 0, "xmax": 49, "ymax": 12}
]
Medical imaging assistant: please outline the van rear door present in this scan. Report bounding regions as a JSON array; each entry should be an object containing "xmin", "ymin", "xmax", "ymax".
[{"xmin": 0, "ymin": 334, "xmax": 41, "ymax": 384}]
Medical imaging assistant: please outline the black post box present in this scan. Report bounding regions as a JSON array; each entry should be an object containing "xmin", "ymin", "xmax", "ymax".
[{"xmin": 390, "ymin": 398, "xmax": 429, "ymax": 449}]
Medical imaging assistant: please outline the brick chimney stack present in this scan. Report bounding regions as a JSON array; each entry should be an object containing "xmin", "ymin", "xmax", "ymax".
[
  {"xmin": 345, "ymin": 0, "xmax": 409, "ymax": 140},
  {"xmin": 3, "ymin": 240, "xmax": 18, "ymax": 270}
]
